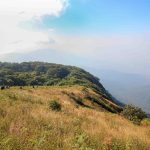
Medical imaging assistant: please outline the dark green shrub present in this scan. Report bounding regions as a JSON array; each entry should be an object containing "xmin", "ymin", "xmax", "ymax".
[
  {"xmin": 122, "ymin": 105, "xmax": 147, "ymax": 124},
  {"xmin": 49, "ymin": 100, "xmax": 61, "ymax": 111}
]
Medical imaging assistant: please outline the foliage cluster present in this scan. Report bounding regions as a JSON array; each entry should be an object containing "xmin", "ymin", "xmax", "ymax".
[
  {"xmin": 122, "ymin": 105, "xmax": 147, "ymax": 124},
  {"xmin": 0, "ymin": 62, "xmax": 105, "ymax": 92},
  {"xmin": 49, "ymin": 100, "xmax": 61, "ymax": 111}
]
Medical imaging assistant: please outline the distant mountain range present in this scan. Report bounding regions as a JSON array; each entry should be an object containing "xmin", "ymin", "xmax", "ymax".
[{"xmin": 86, "ymin": 68, "xmax": 150, "ymax": 113}]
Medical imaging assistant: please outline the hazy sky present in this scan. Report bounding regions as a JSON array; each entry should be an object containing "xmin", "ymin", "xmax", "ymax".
[{"xmin": 0, "ymin": 0, "xmax": 150, "ymax": 75}]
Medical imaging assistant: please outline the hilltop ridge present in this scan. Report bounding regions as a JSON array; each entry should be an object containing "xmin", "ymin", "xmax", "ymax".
[
  {"xmin": 0, "ymin": 62, "xmax": 150, "ymax": 149},
  {"xmin": 0, "ymin": 62, "xmax": 122, "ymax": 112}
]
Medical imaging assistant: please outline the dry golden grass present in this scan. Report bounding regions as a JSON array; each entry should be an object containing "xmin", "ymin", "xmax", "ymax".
[{"xmin": 0, "ymin": 86, "xmax": 150, "ymax": 150}]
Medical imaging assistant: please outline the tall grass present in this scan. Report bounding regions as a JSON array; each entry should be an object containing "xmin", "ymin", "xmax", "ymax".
[{"xmin": 0, "ymin": 86, "xmax": 150, "ymax": 150}]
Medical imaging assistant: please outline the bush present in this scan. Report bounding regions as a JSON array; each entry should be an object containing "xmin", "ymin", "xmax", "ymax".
[
  {"xmin": 141, "ymin": 118, "xmax": 150, "ymax": 126},
  {"xmin": 49, "ymin": 100, "xmax": 61, "ymax": 111},
  {"xmin": 122, "ymin": 105, "xmax": 147, "ymax": 125}
]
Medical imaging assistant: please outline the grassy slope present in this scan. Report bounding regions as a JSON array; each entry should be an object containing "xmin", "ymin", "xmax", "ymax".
[
  {"xmin": 0, "ymin": 62, "xmax": 124, "ymax": 111},
  {"xmin": 0, "ymin": 86, "xmax": 150, "ymax": 150}
]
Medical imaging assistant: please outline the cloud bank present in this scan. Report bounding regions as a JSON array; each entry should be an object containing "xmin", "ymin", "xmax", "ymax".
[
  {"xmin": 0, "ymin": 0, "xmax": 150, "ymax": 76},
  {"xmin": 0, "ymin": 0, "xmax": 68, "ymax": 18},
  {"xmin": 0, "ymin": 0, "xmax": 68, "ymax": 54}
]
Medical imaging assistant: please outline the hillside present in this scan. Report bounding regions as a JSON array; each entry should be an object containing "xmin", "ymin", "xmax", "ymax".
[
  {"xmin": 0, "ymin": 62, "xmax": 100, "ymax": 87},
  {"xmin": 0, "ymin": 62, "xmax": 150, "ymax": 149},
  {"xmin": 0, "ymin": 62, "xmax": 106, "ymax": 92},
  {"xmin": 0, "ymin": 62, "xmax": 122, "ymax": 110},
  {"xmin": 0, "ymin": 86, "xmax": 150, "ymax": 150},
  {"xmin": 86, "ymin": 68, "xmax": 150, "ymax": 113}
]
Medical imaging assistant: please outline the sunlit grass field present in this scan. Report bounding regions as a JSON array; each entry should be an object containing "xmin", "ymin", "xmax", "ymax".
[{"xmin": 0, "ymin": 86, "xmax": 150, "ymax": 150}]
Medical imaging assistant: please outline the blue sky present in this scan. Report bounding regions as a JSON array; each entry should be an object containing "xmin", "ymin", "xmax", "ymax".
[
  {"xmin": 42, "ymin": 0, "xmax": 150, "ymax": 34},
  {"xmin": 0, "ymin": 0, "xmax": 150, "ymax": 76}
]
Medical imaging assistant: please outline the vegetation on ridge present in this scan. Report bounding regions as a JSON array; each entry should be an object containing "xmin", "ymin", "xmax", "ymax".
[
  {"xmin": 0, "ymin": 62, "xmax": 120, "ymax": 107},
  {"xmin": 0, "ymin": 62, "xmax": 103, "ymax": 91}
]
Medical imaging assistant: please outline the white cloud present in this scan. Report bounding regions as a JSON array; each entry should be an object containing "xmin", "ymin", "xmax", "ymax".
[
  {"xmin": 0, "ymin": 0, "xmax": 68, "ymax": 19},
  {"xmin": 0, "ymin": 0, "xmax": 68, "ymax": 54},
  {"xmin": 35, "ymin": 33, "xmax": 150, "ymax": 75},
  {"xmin": 0, "ymin": 0, "xmax": 150, "ymax": 76}
]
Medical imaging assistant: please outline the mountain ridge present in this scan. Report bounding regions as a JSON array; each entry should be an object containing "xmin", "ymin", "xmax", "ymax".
[{"xmin": 0, "ymin": 61, "xmax": 123, "ymax": 113}]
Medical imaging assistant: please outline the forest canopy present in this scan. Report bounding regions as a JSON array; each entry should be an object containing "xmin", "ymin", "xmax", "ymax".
[{"xmin": 0, "ymin": 62, "xmax": 105, "ymax": 92}]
